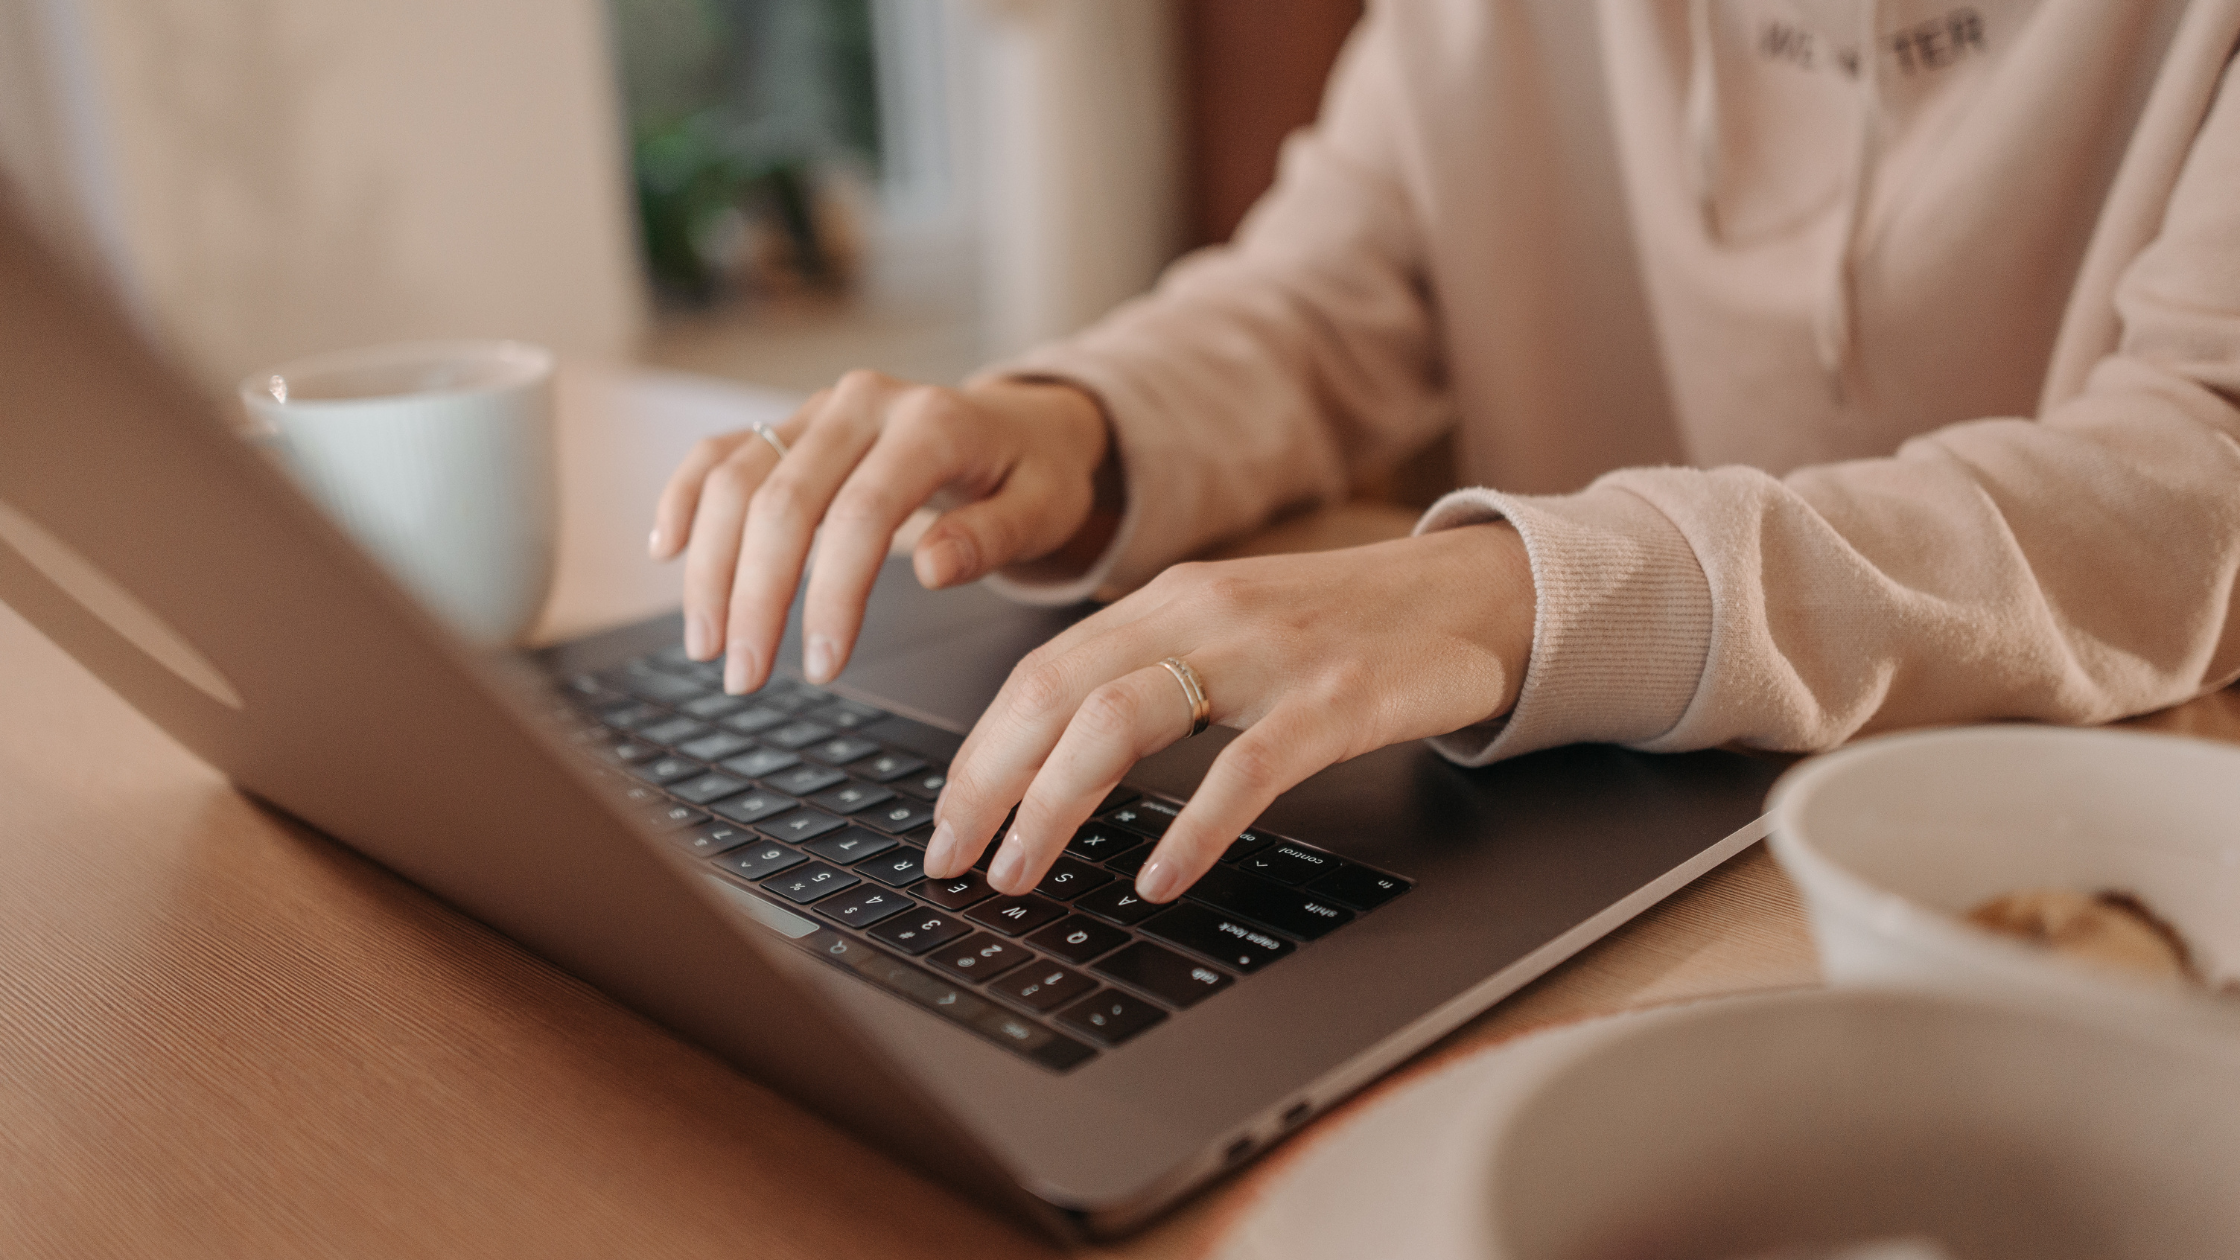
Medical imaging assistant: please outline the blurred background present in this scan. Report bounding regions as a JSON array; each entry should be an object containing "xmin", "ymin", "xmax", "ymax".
[{"xmin": 0, "ymin": 0, "xmax": 1361, "ymax": 399}]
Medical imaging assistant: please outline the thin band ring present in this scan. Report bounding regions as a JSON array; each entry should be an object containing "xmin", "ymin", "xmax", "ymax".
[
  {"xmin": 1158, "ymin": 656, "xmax": 1211, "ymax": 738},
  {"xmin": 751, "ymin": 424, "xmax": 789, "ymax": 460}
]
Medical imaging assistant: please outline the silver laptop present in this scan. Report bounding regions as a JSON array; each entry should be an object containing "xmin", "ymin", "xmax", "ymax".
[{"xmin": 0, "ymin": 198, "xmax": 1782, "ymax": 1239}]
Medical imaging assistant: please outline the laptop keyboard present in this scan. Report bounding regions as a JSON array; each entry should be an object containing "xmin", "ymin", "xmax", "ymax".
[{"xmin": 550, "ymin": 645, "xmax": 1410, "ymax": 1072}]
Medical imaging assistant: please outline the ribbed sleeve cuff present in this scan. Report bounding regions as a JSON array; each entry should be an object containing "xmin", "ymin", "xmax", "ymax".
[{"xmin": 1414, "ymin": 483, "xmax": 1714, "ymax": 765}]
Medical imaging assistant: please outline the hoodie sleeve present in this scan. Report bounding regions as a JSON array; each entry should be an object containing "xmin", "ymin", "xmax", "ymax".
[
  {"xmin": 980, "ymin": 2, "xmax": 1452, "ymax": 606},
  {"xmin": 1423, "ymin": 50, "xmax": 2240, "ymax": 764}
]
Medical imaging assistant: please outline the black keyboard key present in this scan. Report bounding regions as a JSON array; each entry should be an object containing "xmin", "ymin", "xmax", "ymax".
[
  {"xmin": 989, "ymin": 961, "xmax": 1097, "ymax": 1012},
  {"xmin": 710, "ymin": 790, "xmax": 797, "ymax": 826},
  {"xmin": 856, "ymin": 751, "xmax": 925, "ymax": 783},
  {"xmin": 754, "ymin": 684, "xmax": 827, "ymax": 714},
  {"xmin": 1074, "ymin": 881, "xmax": 1160, "ymax": 925},
  {"xmin": 1141, "ymin": 902, "xmax": 1295, "ymax": 974},
  {"xmin": 629, "ymin": 755, "xmax": 703, "ymax": 786},
  {"xmin": 918, "ymin": 871, "xmax": 997, "ymax": 910},
  {"xmin": 1100, "ymin": 797, "xmax": 1180, "ymax": 838},
  {"xmin": 858, "ymin": 845, "xmax": 927, "ymax": 887},
  {"xmin": 809, "ymin": 781, "xmax": 894, "ymax": 815},
  {"xmin": 816, "ymin": 883, "xmax": 914, "ymax": 928},
  {"xmin": 641, "ymin": 803, "xmax": 706, "ymax": 832},
  {"xmin": 720, "ymin": 705, "xmax": 791, "ymax": 735},
  {"xmin": 808, "ymin": 699, "xmax": 886, "ymax": 730},
  {"xmin": 862, "ymin": 799, "xmax": 935, "ymax": 835},
  {"xmin": 824, "ymin": 942, "xmax": 1094, "ymax": 1070},
  {"xmin": 927, "ymin": 932, "xmax": 1032, "ymax": 982},
  {"xmin": 803, "ymin": 735, "xmax": 880, "ymax": 766},
  {"xmin": 720, "ymin": 747, "xmax": 801, "ymax": 779},
  {"xmin": 763, "ymin": 720, "xmax": 835, "ymax": 750},
  {"xmin": 1097, "ymin": 786, "xmax": 1141, "ymax": 814},
  {"xmin": 672, "ymin": 771, "xmax": 751, "ymax": 805},
  {"xmin": 1103, "ymin": 848, "xmax": 1151, "ymax": 878},
  {"xmin": 678, "ymin": 730, "xmax": 757, "ymax": 763},
  {"xmin": 767, "ymin": 763, "xmax": 847, "ymax": 796},
  {"xmin": 1034, "ymin": 856, "xmax": 1114, "ymax": 902},
  {"xmin": 561, "ymin": 673, "xmax": 624, "ymax": 706},
  {"xmin": 638, "ymin": 716, "xmax": 713, "ymax": 747},
  {"xmin": 1026, "ymin": 915, "xmax": 1130, "ymax": 965},
  {"xmin": 1093, "ymin": 941, "xmax": 1235, "ymax": 1009},
  {"xmin": 757, "ymin": 810, "xmax": 846, "ymax": 844},
  {"xmin": 1065, "ymin": 823, "xmax": 1145, "ymax": 864},
  {"xmin": 1220, "ymin": 829, "xmax": 1278, "ymax": 864},
  {"xmin": 599, "ymin": 701, "xmax": 664, "ymax": 732},
  {"xmin": 892, "ymin": 769, "xmax": 948, "ymax": 801},
  {"xmin": 1057, "ymin": 988, "xmax": 1167, "ymax": 1046},
  {"xmin": 616, "ymin": 669, "xmax": 706, "ymax": 705},
  {"xmin": 1235, "ymin": 841, "xmax": 1339, "ymax": 886},
  {"xmin": 965, "ymin": 894, "xmax": 1067, "ymax": 937},
  {"xmin": 1185, "ymin": 866, "xmax": 1355, "ymax": 940},
  {"xmin": 803, "ymin": 826, "xmax": 898, "ymax": 865},
  {"xmin": 598, "ymin": 738, "xmax": 660, "ymax": 765},
  {"xmin": 680, "ymin": 692, "xmax": 750, "ymax": 720},
  {"xmin": 869, "ymin": 907, "xmax": 971, "ymax": 955},
  {"xmin": 1306, "ymin": 863, "xmax": 1411, "ymax": 911},
  {"xmin": 762, "ymin": 861, "xmax": 859, "ymax": 904},
  {"xmin": 675, "ymin": 820, "xmax": 756, "ymax": 858},
  {"xmin": 621, "ymin": 783, "xmax": 664, "ymax": 808},
  {"xmin": 716, "ymin": 841, "xmax": 805, "ymax": 881}
]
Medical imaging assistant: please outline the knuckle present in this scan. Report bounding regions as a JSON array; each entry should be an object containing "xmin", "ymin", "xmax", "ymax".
[
  {"xmin": 1010, "ymin": 658, "xmax": 1074, "ymax": 722},
  {"xmin": 825, "ymin": 484, "xmax": 899, "ymax": 531},
  {"xmin": 1219, "ymin": 735, "xmax": 1287, "ymax": 796},
  {"xmin": 749, "ymin": 472, "xmax": 810, "ymax": 522},
  {"xmin": 836, "ymin": 367, "xmax": 891, "ymax": 397},
  {"xmin": 702, "ymin": 459, "xmax": 753, "ymax": 504},
  {"xmin": 1075, "ymin": 682, "xmax": 1141, "ymax": 740}
]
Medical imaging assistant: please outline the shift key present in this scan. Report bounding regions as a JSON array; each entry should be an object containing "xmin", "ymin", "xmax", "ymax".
[{"xmin": 1184, "ymin": 866, "xmax": 1354, "ymax": 940}]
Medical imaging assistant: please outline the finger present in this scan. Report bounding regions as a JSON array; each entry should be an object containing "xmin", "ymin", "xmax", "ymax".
[
  {"xmin": 679, "ymin": 439, "xmax": 779, "ymax": 660},
  {"xmin": 651, "ymin": 432, "xmax": 750, "ymax": 561},
  {"xmin": 983, "ymin": 663, "xmax": 1198, "ymax": 895},
  {"xmin": 1136, "ymin": 706, "xmax": 1340, "ymax": 903},
  {"xmin": 910, "ymin": 465, "xmax": 1078, "ymax": 590},
  {"xmin": 799, "ymin": 393, "xmax": 981, "ymax": 684},
  {"xmin": 923, "ymin": 618, "xmax": 1167, "ymax": 879},
  {"xmin": 722, "ymin": 381, "xmax": 886, "ymax": 692}
]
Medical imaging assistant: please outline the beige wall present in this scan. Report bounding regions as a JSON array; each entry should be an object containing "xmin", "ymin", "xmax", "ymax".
[{"xmin": 7, "ymin": 0, "xmax": 647, "ymax": 399}]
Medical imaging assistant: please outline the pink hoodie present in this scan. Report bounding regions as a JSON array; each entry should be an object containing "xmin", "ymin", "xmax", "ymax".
[{"xmin": 991, "ymin": 0, "xmax": 2240, "ymax": 763}]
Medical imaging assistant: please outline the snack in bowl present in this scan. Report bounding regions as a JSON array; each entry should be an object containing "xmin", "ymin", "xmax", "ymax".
[
  {"xmin": 1963, "ymin": 888, "xmax": 2194, "ymax": 981},
  {"xmin": 1765, "ymin": 725, "xmax": 2240, "ymax": 1036}
]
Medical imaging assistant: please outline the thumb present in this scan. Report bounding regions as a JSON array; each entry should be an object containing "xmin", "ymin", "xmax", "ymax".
[{"xmin": 913, "ymin": 470, "xmax": 1086, "ymax": 588}]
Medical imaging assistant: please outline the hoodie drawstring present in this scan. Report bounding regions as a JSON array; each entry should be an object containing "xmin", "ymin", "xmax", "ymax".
[{"xmin": 1684, "ymin": 0, "xmax": 1883, "ymax": 401}]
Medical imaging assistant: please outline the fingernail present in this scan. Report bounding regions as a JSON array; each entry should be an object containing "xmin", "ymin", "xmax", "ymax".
[
  {"xmin": 989, "ymin": 831, "xmax": 1026, "ymax": 890},
  {"xmin": 685, "ymin": 612, "xmax": 714, "ymax": 660},
  {"xmin": 921, "ymin": 537, "xmax": 968, "ymax": 587},
  {"xmin": 924, "ymin": 821, "xmax": 956, "ymax": 875},
  {"xmin": 1138, "ymin": 857, "xmax": 1179, "ymax": 903},
  {"xmin": 724, "ymin": 643, "xmax": 755, "ymax": 694},
  {"xmin": 805, "ymin": 633, "xmax": 839, "ymax": 683},
  {"xmin": 648, "ymin": 527, "xmax": 664, "ymax": 558}
]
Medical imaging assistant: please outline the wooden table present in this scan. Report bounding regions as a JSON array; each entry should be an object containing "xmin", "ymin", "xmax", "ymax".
[{"xmin": 5, "ymin": 369, "xmax": 2236, "ymax": 1258}]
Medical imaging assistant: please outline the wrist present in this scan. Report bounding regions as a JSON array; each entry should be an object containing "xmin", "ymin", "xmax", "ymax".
[
  {"xmin": 969, "ymin": 375, "xmax": 1126, "ymax": 580},
  {"xmin": 1417, "ymin": 522, "xmax": 1536, "ymax": 721}
]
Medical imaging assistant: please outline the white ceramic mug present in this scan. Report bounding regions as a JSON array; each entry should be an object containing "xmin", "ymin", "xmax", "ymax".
[{"xmin": 240, "ymin": 341, "xmax": 557, "ymax": 646}]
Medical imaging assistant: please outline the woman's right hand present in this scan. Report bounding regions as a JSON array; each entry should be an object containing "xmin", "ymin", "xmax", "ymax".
[{"xmin": 649, "ymin": 370, "xmax": 1114, "ymax": 694}]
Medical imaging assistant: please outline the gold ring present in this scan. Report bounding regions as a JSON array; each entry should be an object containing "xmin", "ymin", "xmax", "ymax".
[
  {"xmin": 1158, "ymin": 656, "xmax": 1211, "ymax": 738},
  {"xmin": 751, "ymin": 424, "xmax": 789, "ymax": 460}
]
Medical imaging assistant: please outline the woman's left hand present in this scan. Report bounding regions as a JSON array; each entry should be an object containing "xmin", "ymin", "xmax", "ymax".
[{"xmin": 921, "ymin": 522, "xmax": 1538, "ymax": 903}]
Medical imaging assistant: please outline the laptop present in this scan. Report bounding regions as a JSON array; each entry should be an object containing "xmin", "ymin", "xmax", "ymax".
[{"xmin": 0, "ymin": 197, "xmax": 1784, "ymax": 1239}]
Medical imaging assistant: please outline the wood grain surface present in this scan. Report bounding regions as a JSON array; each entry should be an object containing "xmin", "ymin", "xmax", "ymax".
[{"xmin": 5, "ymin": 375, "xmax": 2234, "ymax": 1258}]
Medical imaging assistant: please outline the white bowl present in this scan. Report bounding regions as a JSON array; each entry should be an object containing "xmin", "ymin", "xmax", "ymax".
[
  {"xmin": 1487, "ymin": 989, "xmax": 2240, "ymax": 1260},
  {"xmin": 1215, "ymin": 989, "xmax": 2240, "ymax": 1260},
  {"xmin": 1767, "ymin": 725, "xmax": 2240, "ymax": 1036}
]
